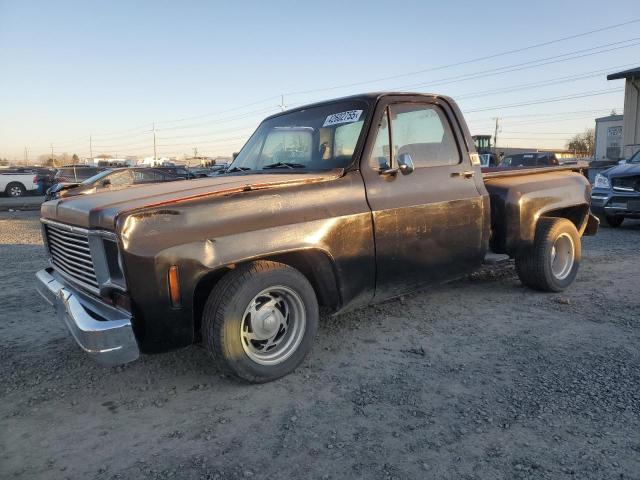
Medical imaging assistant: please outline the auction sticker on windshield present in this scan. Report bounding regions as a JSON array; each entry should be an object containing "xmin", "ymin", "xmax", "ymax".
[{"xmin": 323, "ymin": 110, "xmax": 363, "ymax": 127}]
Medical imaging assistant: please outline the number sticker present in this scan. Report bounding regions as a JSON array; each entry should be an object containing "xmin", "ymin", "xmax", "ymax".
[{"xmin": 323, "ymin": 110, "xmax": 363, "ymax": 127}]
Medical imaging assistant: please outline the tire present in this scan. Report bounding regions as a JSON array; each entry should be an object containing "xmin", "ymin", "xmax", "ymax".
[
  {"xmin": 5, "ymin": 182, "xmax": 26, "ymax": 197},
  {"xmin": 603, "ymin": 215, "xmax": 624, "ymax": 228},
  {"xmin": 515, "ymin": 218, "xmax": 581, "ymax": 292},
  {"xmin": 202, "ymin": 261, "xmax": 319, "ymax": 383}
]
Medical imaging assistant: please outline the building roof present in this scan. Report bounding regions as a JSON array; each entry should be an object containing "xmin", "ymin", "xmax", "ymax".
[
  {"xmin": 607, "ymin": 67, "xmax": 640, "ymax": 81},
  {"xmin": 595, "ymin": 114, "xmax": 623, "ymax": 122}
]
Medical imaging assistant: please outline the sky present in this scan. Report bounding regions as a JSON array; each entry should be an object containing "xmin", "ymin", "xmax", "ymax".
[{"xmin": 0, "ymin": 0, "xmax": 638, "ymax": 162}]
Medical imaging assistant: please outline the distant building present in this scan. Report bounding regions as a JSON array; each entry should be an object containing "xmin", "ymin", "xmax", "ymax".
[
  {"xmin": 607, "ymin": 66, "xmax": 640, "ymax": 159},
  {"xmin": 594, "ymin": 114, "xmax": 624, "ymax": 161},
  {"xmin": 140, "ymin": 156, "xmax": 174, "ymax": 166},
  {"xmin": 87, "ymin": 156, "xmax": 138, "ymax": 167}
]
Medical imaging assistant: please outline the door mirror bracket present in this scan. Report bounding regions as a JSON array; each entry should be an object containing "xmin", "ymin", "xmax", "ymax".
[
  {"xmin": 379, "ymin": 167, "xmax": 399, "ymax": 176},
  {"xmin": 397, "ymin": 153, "xmax": 415, "ymax": 175}
]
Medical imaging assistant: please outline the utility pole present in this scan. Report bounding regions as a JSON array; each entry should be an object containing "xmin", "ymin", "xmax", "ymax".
[
  {"xmin": 153, "ymin": 122, "xmax": 157, "ymax": 162},
  {"xmin": 89, "ymin": 135, "xmax": 93, "ymax": 160},
  {"xmin": 50, "ymin": 144, "xmax": 55, "ymax": 166},
  {"xmin": 24, "ymin": 146, "xmax": 28, "ymax": 164},
  {"xmin": 493, "ymin": 117, "xmax": 500, "ymax": 153},
  {"xmin": 279, "ymin": 94, "xmax": 287, "ymax": 111}
]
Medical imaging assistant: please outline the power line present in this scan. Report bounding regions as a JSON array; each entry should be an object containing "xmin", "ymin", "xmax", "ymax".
[
  {"xmin": 157, "ymin": 134, "xmax": 252, "ymax": 148},
  {"xmin": 47, "ymin": 20, "xmax": 640, "ymax": 147},
  {"xmin": 154, "ymin": 106, "xmax": 280, "ymax": 132},
  {"xmin": 90, "ymin": 58, "xmax": 630, "ymax": 150},
  {"xmin": 455, "ymin": 62, "xmax": 638, "ymax": 100},
  {"xmin": 154, "ymin": 95, "xmax": 281, "ymax": 126},
  {"xmin": 499, "ymin": 137, "xmax": 575, "ymax": 140},
  {"xmin": 43, "ymin": 22, "xmax": 640, "ymax": 157},
  {"xmin": 467, "ymin": 108, "xmax": 618, "ymax": 120},
  {"xmin": 463, "ymin": 88, "xmax": 623, "ymax": 113},
  {"xmin": 390, "ymin": 38, "xmax": 640, "ymax": 92},
  {"xmin": 500, "ymin": 131, "xmax": 582, "ymax": 135},
  {"xmin": 284, "ymin": 18, "xmax": 640, "ymax": 96}
]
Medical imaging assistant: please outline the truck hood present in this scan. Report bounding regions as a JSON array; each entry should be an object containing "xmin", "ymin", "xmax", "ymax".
[
  {"xmin": 602, "ymin": 162, "xmax": 640, "ymax": 178},
  {"xmin": 41, "ymin": 171, "xmax": 342, "ymax": 230}
]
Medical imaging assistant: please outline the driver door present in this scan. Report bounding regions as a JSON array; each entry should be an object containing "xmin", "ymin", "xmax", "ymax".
[{"xmin": 361, "ymin": 96, "xmax": 486, "ymax": 300}]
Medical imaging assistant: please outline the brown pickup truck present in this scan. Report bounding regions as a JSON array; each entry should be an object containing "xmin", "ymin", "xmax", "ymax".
[{"xmin": 36, "ymin": 92, "xmax": 599, "ymax": 382}]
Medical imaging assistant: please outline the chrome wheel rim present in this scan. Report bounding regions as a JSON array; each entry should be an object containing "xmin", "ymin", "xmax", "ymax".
[
  {"xmin": 550, "ymin": 233, "xmax": 575, "ymax": 280},
  {"xmin": 240, "ymin": 285, "xmax": 306, "ymax": 366},
  {"xmin": 9, "ymin": 186, "xmax": 22, "ymax": 197}
]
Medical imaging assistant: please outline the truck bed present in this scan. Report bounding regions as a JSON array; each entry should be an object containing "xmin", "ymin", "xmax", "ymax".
[{"xmin": 481, "ymin": 166, "xmax": 592, "ymax": 255}]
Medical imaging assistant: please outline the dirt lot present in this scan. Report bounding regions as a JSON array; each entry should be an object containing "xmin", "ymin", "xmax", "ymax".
[{"xmin": 0, "ymin": 210, "xmax": 639, "ymax": 480}]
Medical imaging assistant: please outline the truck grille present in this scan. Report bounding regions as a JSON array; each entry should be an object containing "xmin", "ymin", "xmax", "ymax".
[
  {"xmin": 612, "ymin": 176, "xmax": 640, "ymax": 192},
  {"xmin": 44, "ymin": 222, "xmax": 99, "ymax": 292}
]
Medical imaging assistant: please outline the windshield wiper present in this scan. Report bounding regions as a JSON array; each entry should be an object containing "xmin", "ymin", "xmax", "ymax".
[
  {"xmin": 223, "ymin": 166, "xmax": 252, "ymax": 173},
  {"xmin": 262, "ymin": 162, "xmax": 306, "ymax": 170}
]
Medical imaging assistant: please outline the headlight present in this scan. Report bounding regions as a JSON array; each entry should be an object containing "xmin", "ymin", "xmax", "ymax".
[{"xmin": 594, "ymin": 174, "xmax": 610, "ymax": 189}]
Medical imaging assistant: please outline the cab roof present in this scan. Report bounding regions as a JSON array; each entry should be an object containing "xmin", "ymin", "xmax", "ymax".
[{"xmin": 263, "ymin": 92, "xmax": 448, "ymax": 121}]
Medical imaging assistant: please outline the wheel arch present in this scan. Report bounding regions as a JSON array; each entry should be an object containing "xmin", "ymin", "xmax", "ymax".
[
  {"xmin": 539, "ymin": 203, "xmax": 590, "ymax": 235},
  {"xmin": 192, "ymin": 248, "xmax": 341, "ymax": 337}
]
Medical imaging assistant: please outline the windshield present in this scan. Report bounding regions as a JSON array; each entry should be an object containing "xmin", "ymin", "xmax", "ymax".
[
  {"xmin": 629, "ymin": 150, "xmax": 640, "ymax": 163},
  {"xmin": 81, "ymin": 169, "xmax": 115, "ymax": 185},
  {"xmin": 229, "ymin": 101, "xmax": 368, "ymax": 172}
]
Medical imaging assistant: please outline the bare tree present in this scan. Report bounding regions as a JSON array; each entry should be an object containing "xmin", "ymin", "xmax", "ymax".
[{"xmin": 566, "ymin": 128, "xmax": 595, "ymax": 156}]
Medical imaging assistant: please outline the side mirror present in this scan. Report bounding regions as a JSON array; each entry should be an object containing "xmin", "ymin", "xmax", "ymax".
[
  {"xmin": 618, "ymin": 159, "xmax": 627, "ymax": 165},
  {"xmin": 397, "ymin": 152, "xmax": 415, "ymax": 175}
]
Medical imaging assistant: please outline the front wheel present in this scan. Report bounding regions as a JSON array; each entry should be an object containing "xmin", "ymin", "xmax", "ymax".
[
  {"xmin": 515, "ymin": 218, "xmax": 581, "ymax": 292},
  {"xmin": 5, "ymin": 182, "xmax": 26, "ymax": 197},
  {"xmin": 202, "ymin": 261, "xmax": 319, "ymax": 383}
]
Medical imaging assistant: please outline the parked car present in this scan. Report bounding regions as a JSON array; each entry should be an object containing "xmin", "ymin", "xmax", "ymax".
[
  {"xmin": 209, "ymin": 163, "xmax": 231, "ymax": 174},
  {"xmin": 54, "ymin": 166, "xmax": 104, "ymax": 184},
  {"xmin": 590, "ymin": 149, "xmax": 640, "ymax": 227},
  {"xmin": 153, "ymin": 165, "xmax": 206, "ymax": 179},
  {"xmin": 478, "ymin": 153, "xmax": 500, "ymax": 167},
  {"xmin": 0, "ymin": 170, "xmax": 38, "ymax": 197},
  {"xmin": 36, "ymin": 92, "xmax": 598, "ymax": 383},
  {"xmin": 45, "ymin": 167, "xmax": 184, "ymax": 200},
  {"xmin": 499, "ymin": 152, "xmax": 560, "ymax": 168}
]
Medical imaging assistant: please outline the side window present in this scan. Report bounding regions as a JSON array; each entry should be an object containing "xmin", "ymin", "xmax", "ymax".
[
  {"xmin": 389, "ymin": 104, "xmax": 459, "ymax": 168},
  {"xmin": 334, "ymin": 121, "xmax": 364, "ymax": 159},
  {"xmin": 109, "ymin": 170, "xmax": 133, "ymax": 187},
  {"xmin": 132, "ymin": 170, "xmax": 155, "ymax": 184},
  {"xmin": 368, "ymin": 109, "xmax": 391, "ymax": 170}
]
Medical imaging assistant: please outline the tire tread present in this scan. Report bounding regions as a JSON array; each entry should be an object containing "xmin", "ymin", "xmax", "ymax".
[{"xmin": 515, "ymin": 218, "xmax": 580, "ymax": 292}]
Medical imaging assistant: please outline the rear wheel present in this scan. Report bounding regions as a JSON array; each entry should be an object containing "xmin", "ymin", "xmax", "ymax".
[
  {"xmin": 202, "ymin": 261, "xmax": 319, "ymax": 383},
  {"xmin": 5, "ymin": 182, "xmax": 26, "ymax": 197},
  {"xmin": 515, "ymin": 218, "xmax": 581, "ymax": 292},
  {"xmin": 603, "ymin": 215, "xmax": 624, "ymax": 228}
]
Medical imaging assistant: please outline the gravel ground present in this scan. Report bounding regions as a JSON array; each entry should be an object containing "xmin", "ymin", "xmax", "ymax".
[{"xmin": 1, "ymin": 210, "xmax": 639, "ymax": 480}]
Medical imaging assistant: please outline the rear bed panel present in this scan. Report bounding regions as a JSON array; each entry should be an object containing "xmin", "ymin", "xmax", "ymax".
[{"xmin": 484, "ymin": 169, "xmax": 591, "ymax": 255}]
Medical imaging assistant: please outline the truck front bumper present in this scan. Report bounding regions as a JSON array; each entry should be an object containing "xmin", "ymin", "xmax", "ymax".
[{"xmin": 36, "ymin": 268, "xmax": 139, "ymax": 366}]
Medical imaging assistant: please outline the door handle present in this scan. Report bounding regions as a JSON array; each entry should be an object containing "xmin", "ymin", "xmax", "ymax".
[{"xmin": 451, "ymin": 171, "xmax": 475, "ymax": 179}]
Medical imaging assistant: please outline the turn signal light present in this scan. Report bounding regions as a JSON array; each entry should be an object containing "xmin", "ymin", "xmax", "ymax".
[{"xmin": 168, "ymin": 265, "xmax": 181, "ymax": 308}]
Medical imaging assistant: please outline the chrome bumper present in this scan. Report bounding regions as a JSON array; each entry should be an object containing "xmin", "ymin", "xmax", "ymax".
[{"xmin": 36, "ymin": 268, "xmax": 139, "ymax": 366}]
